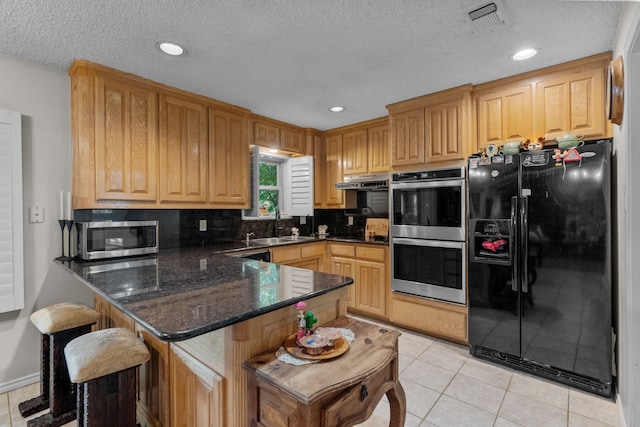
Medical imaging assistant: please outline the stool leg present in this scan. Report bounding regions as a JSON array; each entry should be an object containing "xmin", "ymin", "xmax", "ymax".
[
  {"xmin": 18, "ymin": 334, "xmax": 50, "ymax": 417},
  {"xmin": 83, "ymin": 366, "xmax": 138, "ymax": 427},
  {"xmin": 27, "ymin": 324, "xmax": 93, "ymax": 427}
]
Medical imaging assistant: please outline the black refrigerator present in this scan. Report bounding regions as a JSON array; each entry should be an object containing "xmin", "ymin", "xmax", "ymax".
[{"xmin": 467, "ymin": 139, "xmax": 613, "ymax": 397}]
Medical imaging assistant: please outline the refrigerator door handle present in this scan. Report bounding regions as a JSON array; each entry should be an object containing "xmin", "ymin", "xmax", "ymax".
[
  {"xmin": 511, "ymin": 196, "xmax": 519, "ymax": 292},
  {"xmin": 521, "ymin": 196, "xmax": 529, "ymax": 293}
]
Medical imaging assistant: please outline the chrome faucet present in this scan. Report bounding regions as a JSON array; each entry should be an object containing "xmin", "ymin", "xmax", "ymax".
[
  {"xmin": 274, "ymin": 208, "xmax": 280, "ymax": 238},
  {"xmin": 246, "ymin": 232, "xmax": 255, "ymax": 243}
]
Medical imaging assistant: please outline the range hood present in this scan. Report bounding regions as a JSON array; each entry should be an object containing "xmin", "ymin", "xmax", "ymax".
[{"xmin": 335, "ymin": 173, "xmax": 389, "ymax": 190}]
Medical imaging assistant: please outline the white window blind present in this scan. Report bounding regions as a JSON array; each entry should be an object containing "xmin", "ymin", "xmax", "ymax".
[
  {"xmin": 0, "ymin": 109, "xmax": 23, "ymax": 313},
  {"xmin": 284, "ymin": 156, "xmax": 313, "ymax": 216}
]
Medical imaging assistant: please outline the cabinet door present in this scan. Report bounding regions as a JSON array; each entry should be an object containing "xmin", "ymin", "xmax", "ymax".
[
  {"xmin": 391, "ymin": 108, "xmax": 425, "ymax": 168},
  {"xmin": 170, "ymin": 345, "xmax": 225, "ymax": 427},
  {"xmin": 280, "ymin": 127, "xmax": 305, "ymax": 154},
  {"xmin": 330, "ymin": 256, "xmax": 356, "ymax": 309},
  {"xmin": 368, "ymin": 124, "xmax": 389, "ymax": 173},
  {"xmin": 355, "ymin": 260, "xmax": 386, "ymax": 317},
  {"xmin": 159, "ymin": 94, "xmax": 208, "ymax": 203},
  {"xmin": 425, "ymin": 100, "xmax": 465, "ymax": 163},
  {"xmin": 476, "ymin": 84, "xmax": 532, "ymax": 149},
  {"xmin": 534, "ymin": 67, "xmax": 606, "ymax": 140},
  {"xmin": 343, "ymin": 129, "xmax": 368, "ymax": 175},
  {"xmin": 324, "ymin": 134, "xmax": 345, "ymax": 207},
  {"xmin": 253, "ymin": 120, "xmax": 280, "ymax": 150},
  {"xmin": 208, "ymin": 108, "xmax": 249, "ymax": 207},
  {"xmin": 94, "ymin": 73, "xmax": 158, "ymax": 202}
]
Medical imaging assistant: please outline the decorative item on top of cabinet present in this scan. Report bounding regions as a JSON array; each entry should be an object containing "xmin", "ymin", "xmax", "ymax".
[
  {"xmin": 387, "ymin": 84, "xmax": 472, "ymax": 170},
  {"xmin": 252, "ymin": 115, "xmax": 306, "ymax": 154},
  {"xmin": 607, "ymin": 55, "xmax": 624, "ymax": 126},
  {"xmin": 208, "ymin": 108, "xmax": 250, "ymax": 207}
]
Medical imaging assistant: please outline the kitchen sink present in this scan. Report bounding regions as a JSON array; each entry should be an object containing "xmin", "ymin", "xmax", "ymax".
[{"xmin": 249, "ymin": 236, "xmax": 316, "ymax": 246}]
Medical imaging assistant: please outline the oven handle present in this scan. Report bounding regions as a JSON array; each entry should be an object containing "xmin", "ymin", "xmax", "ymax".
[
  {"xmin": 390, "ymin": 179, "xmax": 465, "ymax": 191},
  {"xmin": 391, "ymin": 237, "xmax": 465, "ymax": 249}
]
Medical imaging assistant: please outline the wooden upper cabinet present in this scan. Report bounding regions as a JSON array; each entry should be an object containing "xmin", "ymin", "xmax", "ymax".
[
  {"xmin": 425, "ymin": 98, "xmax": 468, "ymax": 163},
  {"xmin": 280, "ymin": 127, "xmax": 305, "ymax": 153},
  {"xmin": 252, "ymin": 116, "xmax": 306, "ymax": 154},
  {"xmin": 368, "ymin": 123, "xmax": 389, "ymax": 173},
  {"xmin": 208, "ymin": 108, "xmax": 249, "ymax": 207},
  {"xmin": 159, "ymin": 93, "xmax": 208, "ymax": 203},
  {"xmin": 253, "ymin": 120, "xmax": 279, "ymax": 150},
  {"xmin": 309, "ymin": 130, "xmax": 324, "ymax": 208},
  {"xmin": 475, "ymin": 83, "xmax": 533, "ymax": 150},
  {"xmin": 323, "ymin": 134, "xmax": 345, "ymax": 207},
  {"xmin": 534, "ymin": 66, "xmax": 606, "ymax": 140},
  {"xmin": 342, "ymin": 129, "xmax": 368, "ymax": 175},
  {"xmin": 389, "ymin": 108, "xmax": 425, "ymax": 168},
  {"xmin": 94, "ymin": 73, "xmax": 158, "ymax": 202}
]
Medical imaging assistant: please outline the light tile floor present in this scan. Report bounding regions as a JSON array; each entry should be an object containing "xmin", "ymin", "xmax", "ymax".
[{"xmin": 1, "ymin": 317, "xmax": 621, "ymax": 427}]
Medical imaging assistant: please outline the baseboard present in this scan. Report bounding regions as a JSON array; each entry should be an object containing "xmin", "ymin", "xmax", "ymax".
[
  {"xmin": 0, "ymin": 372, "xmax": 39, "ymax": 394},
  {"xmin": 617, "ymin": 391, "xmax": 627, "ymax": 427}
]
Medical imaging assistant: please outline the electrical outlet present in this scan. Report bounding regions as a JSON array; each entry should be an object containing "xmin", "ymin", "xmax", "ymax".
[
  {"xmin": 300, "ymin": 216, "xmax": 307, "ymax": 225},
  {"xmin": 348, "ymin": 216, "xmax": 354, "ymax": 226},
  {"xmin": 29, "ymin": 206, "xmax": 45, "ymax": 223},
  {"xmin": 200, "ymin": 259, "xmax": 207, "ymax": 270},
  {"xmin": 199, "ymin": 219, "xmax": 207, "ymax": 231}
]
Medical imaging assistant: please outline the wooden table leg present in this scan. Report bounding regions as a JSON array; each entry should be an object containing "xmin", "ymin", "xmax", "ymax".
[{"xmin": 386, "ymin": 382, "xmax": 406, "ymax": 427}]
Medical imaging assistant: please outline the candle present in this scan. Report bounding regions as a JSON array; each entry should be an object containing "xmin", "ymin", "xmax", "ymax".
[
  {"xmin": 59, "ymin": 191, "xmax": 64, "ymax": 220},
  {"xmin": 67, "ymin": 192, "xmax": 72, "ymax": 220}
]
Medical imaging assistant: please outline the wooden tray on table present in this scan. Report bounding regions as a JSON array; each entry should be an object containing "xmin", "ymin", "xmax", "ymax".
[{"xmin": 284, "ymin": 333, "xmax": 349, "ymax": 360}]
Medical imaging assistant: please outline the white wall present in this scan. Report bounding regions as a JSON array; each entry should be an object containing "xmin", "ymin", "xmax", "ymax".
[
  {"xmin": 0, "ymin": 54, "xmax": 93, "ymax": 391},
  {"xmin": 611, "ymin": 4, "xmax": 640, "ymax": 427}
]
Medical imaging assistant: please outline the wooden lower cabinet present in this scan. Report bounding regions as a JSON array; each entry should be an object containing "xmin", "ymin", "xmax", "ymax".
[
  {"xmin": 390, "ymin": 292, "xmax": 468, "ymax": 345},
  {"xmin": 169, "ymin": 345, "xmax": 225, "ymax": 427},
  {"xmin": 270, "ymin": 242, "xmax": 326, "ymax": 272},
  {"xmin": 328, "ymin": 243, "xmax": 388, "ymax": 320}
]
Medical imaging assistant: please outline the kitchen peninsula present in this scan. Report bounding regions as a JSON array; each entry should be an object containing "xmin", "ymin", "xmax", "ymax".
[{"xmin": 57, "ymin": 246, "xmax": 353, "ymax": 427}]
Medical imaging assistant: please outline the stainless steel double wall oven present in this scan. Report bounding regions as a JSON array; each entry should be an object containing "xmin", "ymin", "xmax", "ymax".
[{"xmin": 390, "ymin": 167, "xmax": 467, "ymax": 304}]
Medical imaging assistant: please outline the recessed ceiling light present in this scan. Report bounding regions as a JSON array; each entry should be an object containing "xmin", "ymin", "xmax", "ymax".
[
  {"xmin": 158, "ymin": 42, "xmax": 185, "ymax": 56},
  {"xmin": 329, "ymin": 106, "xmax": 345, "ymax": 113},
  {"xmin": 511, "ymin": 48, "xmax": 538, "ymax": 61}
]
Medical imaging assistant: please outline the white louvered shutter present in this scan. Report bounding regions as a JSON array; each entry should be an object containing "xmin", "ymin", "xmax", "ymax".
[
  {"xmin": 284, "ymin": 156, "xmax": 313, "ymax": 216},
  {"xmin": 0, "ymin": 109, "xmax": 23, "ymax": 313}
]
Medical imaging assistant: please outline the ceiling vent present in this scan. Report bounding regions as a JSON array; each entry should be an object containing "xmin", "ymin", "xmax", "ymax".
[{"xmin": 467, "ymin": 2, "xmax": 503, "ymax": 31}]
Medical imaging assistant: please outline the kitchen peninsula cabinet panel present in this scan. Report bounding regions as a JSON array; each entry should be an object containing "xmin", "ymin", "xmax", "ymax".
[
  {"xmin": 390, "ymin": 108, "xmax": 425, "ymax": 168},
  {"xmin": 159, "ymin": 93, "xmax": 208, "ymax": 203},
  {"xmin": 475, "ymin": 83, "xmax": 533, "ymax": 149},
  {"xmin": 94, "ymin": 73, "xmax": 158, "ymax": 202},
  {"xmin": 342, "ymin": 129, "xmax": 368, "ymax": 175},
  {"xmin": 208, "ymin": 108, "xmax": 249, "ymax": 207},
  {"xmin": 368, "ymin": 123, "xmax": 390, "ymax": 173},
  {"xmin": 170, "ymin": 344, "xmax": 225, "ymax": 427}
]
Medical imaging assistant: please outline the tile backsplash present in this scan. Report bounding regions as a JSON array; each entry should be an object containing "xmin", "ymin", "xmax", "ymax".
[{"xmin": 73, "ymin": 208, "xmax": 386, "ymax": 249}]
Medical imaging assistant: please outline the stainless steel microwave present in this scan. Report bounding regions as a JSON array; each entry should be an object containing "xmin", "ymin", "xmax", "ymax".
[{"xmin": 76, "ymin": 220, "xmax": 158, "ymax": 260}]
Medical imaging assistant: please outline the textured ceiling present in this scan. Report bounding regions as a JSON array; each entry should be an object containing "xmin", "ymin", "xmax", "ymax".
[{"xmin": 0, "ymin": 0, "xmax": 622, "ymax": 130}]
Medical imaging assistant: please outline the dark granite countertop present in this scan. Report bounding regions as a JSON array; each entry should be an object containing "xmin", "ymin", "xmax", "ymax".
[{"xmin": 58, "ymin": 246, "xmax": 353, "ymax": 342}]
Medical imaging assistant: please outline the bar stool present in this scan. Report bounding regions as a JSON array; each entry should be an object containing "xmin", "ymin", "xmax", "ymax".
[
  {"xmin": 64, "ymin": 328, "xmax": 150, "ymax": 427},
  {"xmin": 19, "ymin": 302, "xmax": 101, "ymax": 427}
]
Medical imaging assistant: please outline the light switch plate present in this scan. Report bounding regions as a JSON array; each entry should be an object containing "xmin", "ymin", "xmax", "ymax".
[
  {"xmin": 348, "ymin": 216, "xmax": 354, "ymax": 226},
  {"xmin": 199, "ymin": 219, "xmax": 207, "ymax": 231},
  {"xmin": 300, "ymin": 216, "xmax": 307, "ymax": 225},
  {"xmin": 29, "ymin": 206, "xmax": 45, "ymax": 223}
]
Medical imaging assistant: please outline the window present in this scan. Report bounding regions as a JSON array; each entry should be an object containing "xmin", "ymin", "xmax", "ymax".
[
  {"xmin": 244, "ymin": 146, "xmax": 314, "ymax": 218},
  {"xmin": 257, "ymin": 160, "xmax": 282, "ymax": 216}
]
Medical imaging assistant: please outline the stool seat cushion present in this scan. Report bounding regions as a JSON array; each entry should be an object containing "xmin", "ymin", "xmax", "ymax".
[
  {"xmin": 30, "ymin": 302, "xmax": 101, "ymax": 334},
  {"xmin": 64, "ymin": 328, "xmax": 150, "ymax": 383}
]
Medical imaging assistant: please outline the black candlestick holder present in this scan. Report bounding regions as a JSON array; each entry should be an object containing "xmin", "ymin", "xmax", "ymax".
[{"xmin": 54, "ymin": 220, "xmax": 75, "ymax": 261}]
